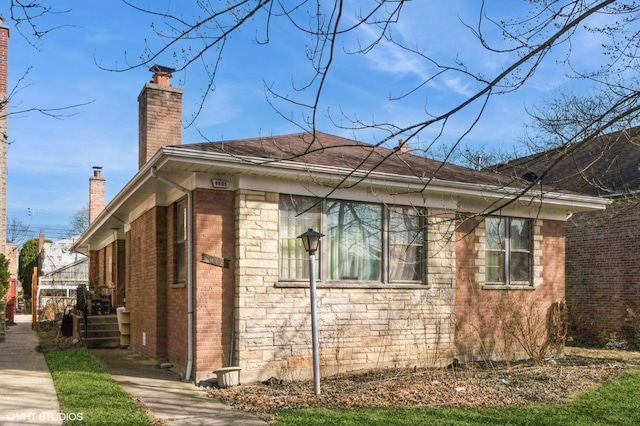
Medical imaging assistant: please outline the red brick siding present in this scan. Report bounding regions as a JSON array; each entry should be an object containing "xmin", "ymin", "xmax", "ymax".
[
  {"xmin": 127, "ymin": 207, "xmax": 168, "ymax": 360},
  {"xmin": 89, "ymin": 173, "xmax": 106, "ymax": 223},
  {"xmin": 0, "ymin": 22, "xmax": 7, "ymax": 96},
  {"xmin": 89, "ymin": 251, "xmax": 100, "ymax": 288},
  {"xmin": 566, "ymin": 198, "xmax": 640, "ymax": 343},
  {"xmin": 192, "ymin": 189, "xmax": 236, "ymax": 375},
  {"xmin": 105, "ymin": 244, "xmax": 113, "ymax": 287},
  {"xmin": 166, "ymin": 199, "xmax": 188, "ymax": 368},
  {"xmin": 0, "ymin": 22, "xmax": 7, "ymax": 254},
  {"xmin": 455, "ymin": 218, "xmax": 565, "ymax": 361},
  {"xmin": 540, "ymin": 220, "xmax": 565, "ymax": 300},
  {"xmin": 138, "ymin": 84, "xmax": 182, "ymax": 169},
  {"xmin": 115, "ymin": 240, "xmax": 126, "ymax": 307}
]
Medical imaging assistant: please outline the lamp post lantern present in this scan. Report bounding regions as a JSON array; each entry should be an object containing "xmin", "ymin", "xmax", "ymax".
[{"xmin": 298, "ymin": 228, "xmax": 324, "ymax": 395}]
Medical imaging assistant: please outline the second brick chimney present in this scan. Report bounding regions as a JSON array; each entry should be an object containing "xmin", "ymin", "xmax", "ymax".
[
  {"xmin": 89, "ymin": 167, "xmax": 106, "ymax": 224},
  {"xmin": 138, "ymin": 65, "xmax": 183, "ymax": 169}
]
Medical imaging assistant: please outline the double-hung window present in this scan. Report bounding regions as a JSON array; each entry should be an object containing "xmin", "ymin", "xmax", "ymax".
[
  {"xmin": 485, "ymin": 216, "xmax": 532, "ymax": 286},
  {"xmin": 175, "ymin": 198, "xmax": 188, "ymax": 284},
  {"xmin": 279, "ymin": 195, "xmax": 321, "ymax": 280},
  {"xmin": 279, "ymin": 195, "xmax": 426, "ymax": 284},
  {"xmin": 388, "ymin": 206, "xmax": 425, "ymax": 282}
]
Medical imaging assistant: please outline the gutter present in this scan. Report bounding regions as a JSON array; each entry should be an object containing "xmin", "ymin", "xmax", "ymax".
[
  {"xmin": 150, "ymin": 166, "xmax": 195, "ymax": 382},
  {"xmin": 161, "ymin": 147, "xmax": 610, "ymax": 210}
]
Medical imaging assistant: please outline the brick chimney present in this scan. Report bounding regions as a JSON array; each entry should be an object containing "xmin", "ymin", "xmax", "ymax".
[
  {"xmin": 89, "ymin": 167, "xmax": 106, "ymax": 224},
  {"xmin": 0, "ymin": 17, "xmax": 9, "ymax": 256},
  {"xmin": 38, "ymin": 230, "xmax": 45, "ymax": 253},
  {"xmin": 138, "ymin": 65, "xmax": 183, "ymax": 169}
]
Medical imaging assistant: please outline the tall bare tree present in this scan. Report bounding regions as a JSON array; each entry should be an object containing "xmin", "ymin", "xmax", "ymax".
[
  {"xmin": 90, "ymin": 1, "xmax": 638, "ymax": 204},
  {"xmin": 6, "ymin": 216, "xmax": 31, "ymax": 246},
  {"xmin": 61, "ymin": 205, "xmax": 89, "ymax": 239},
  {"xmin": 13, "ymin": 1, "xmax": 640, "ymax": 210}
]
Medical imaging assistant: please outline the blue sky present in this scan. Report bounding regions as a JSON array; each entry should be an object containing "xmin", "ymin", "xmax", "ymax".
[{"xmin": 6, "ymin": 1, "xmax": 605, "ymax": 241}]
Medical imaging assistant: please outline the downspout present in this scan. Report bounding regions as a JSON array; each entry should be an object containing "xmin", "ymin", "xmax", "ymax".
[{"xmin": 150, "ymin": 166, "xmax": 194, "ymax": 381}]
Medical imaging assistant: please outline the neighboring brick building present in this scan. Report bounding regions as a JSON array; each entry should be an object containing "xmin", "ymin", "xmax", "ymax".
[
  {"xmin": 495, "ymin": 128, "xmax": 640, "ymax": 346},
  {"xmin": 1, "ymin": 17, "xmax": 10, "ymax": 260},
  {"xmin": 73, "ymin": 67, "xmax": 607, "ymax": 383}
]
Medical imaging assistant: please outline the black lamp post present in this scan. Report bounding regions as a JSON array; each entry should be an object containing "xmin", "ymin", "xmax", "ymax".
[{"xmin": 298, "ymin": 228, "xmax": 324, "ymax": 394}]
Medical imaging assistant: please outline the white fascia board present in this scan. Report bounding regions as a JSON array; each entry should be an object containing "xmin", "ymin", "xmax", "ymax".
[{"xmin": 163, "ymin": 147, "xmax": 610, "ymax": 211}]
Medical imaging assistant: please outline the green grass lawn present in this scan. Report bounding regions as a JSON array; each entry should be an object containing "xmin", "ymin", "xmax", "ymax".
[
  {"xmin": 275, "ymin": 368, "xmax": 640, "ymax": 426},
  {"xmin": 44, "ymin": 347, "xmax": 153, "ymax": 426}
]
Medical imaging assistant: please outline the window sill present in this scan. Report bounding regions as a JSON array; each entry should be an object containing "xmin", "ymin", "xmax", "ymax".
[
  {"xmin": 481, "ymin": 284, "xmax": 534, "ymax": 291},
  {"xmin": 276, "ymin": 281, "xmax": 428, "ymax": 290},
  {"xmin": 171, "ymin": 282, "xmax": 186, "ymax": 289}
]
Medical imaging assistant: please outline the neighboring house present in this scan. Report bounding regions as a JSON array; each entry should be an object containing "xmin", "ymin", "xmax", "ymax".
[
  {"xmin": 37, "ymin": 236, "xmax": 88, "ymax": 320},
  {"xmin": 37, "ymin": 258, "xmax": 88, "ymax": 320},
  {"xmin": 40, "ymin": 235, "xmax": 86, "ymax": 275},
  {"xmin": 494, "ymin": 127, "xmax": 640, "ymax": 346},
  {"xmin": 72, "ymin": 66, "xmax": 607, "ymax": 383}
]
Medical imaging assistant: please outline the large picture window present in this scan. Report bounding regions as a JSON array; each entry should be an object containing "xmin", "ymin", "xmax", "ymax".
[
  {"xmin": 485, "ymin": 216, "xmax": 531, "ymax": 286},
  {"xmin": 279, "ymin": 195, "xmax": 425, "ymax": 284}
]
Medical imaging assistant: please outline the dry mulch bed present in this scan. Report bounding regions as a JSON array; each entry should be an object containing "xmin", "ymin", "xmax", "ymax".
[{"xmin": 205, "ymin": 348, "xmax": 640, "ymax": 422}]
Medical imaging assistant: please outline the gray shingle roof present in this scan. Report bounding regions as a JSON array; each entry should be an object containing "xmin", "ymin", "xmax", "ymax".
[
  {"xmin": 175, "ymin": 131, "xmax": 525, "ymax": 188},
  {"xmin": 493, "ymin": 127, "xmax": 640, "ymax": 197}
]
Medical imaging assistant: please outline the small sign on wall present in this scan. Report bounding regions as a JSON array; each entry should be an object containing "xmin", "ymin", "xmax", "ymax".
[
  {"xmin": 212, "ymin": 180, "xmax": 230, "ymax": 189},
  {"xmin": 201, "ymin": 253, "xmax": 230, "ymax": 268}
]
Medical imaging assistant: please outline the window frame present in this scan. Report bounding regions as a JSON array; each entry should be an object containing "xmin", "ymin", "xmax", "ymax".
[
  {"xmin": 174, "ymin": 197, "xmax": 188, "ymax": 285},
  {"xmin": 278, "ymin": 195, "xmax": 427, "ymax": 287},
  {"xmin": 484, "ymin": 216, "xmax": 532, "ymax": 287}
]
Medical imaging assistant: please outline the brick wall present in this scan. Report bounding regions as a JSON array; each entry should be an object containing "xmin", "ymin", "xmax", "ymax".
[
  {"xmin": 127, "ymin": 207, "xmax": 168, "ymax": 360},
  {"xmin": 115, "ymin": 240, "xmax": 126, "ymax": 307},
  {"xmin": 137, "ymin": 83, "xmax": 183, "ymax": 169},
  {"xmin": 234, "ymin": 189, "xmax": 456, "ymax": 383},
  {"xmin": 0, "ymin": 20, "xmax": 9, "ymax": 257},
  {"xmin": 566, "ymin": 197, "xmax": 640, "ymax": 344},
  {"xmin": 454, "ymin": 218, "xmax": 565, "ymax": 362},
  {"xmin": 191, "ymin": 189, "xmax": 236, "ymax": 379},
  {"xmin": 89, "ymin": 250, "xmax": 100, "ymax": 288},
  {"xmin": 165, "ymin": 200, "xmax": 188, "ymax": 372},
  {"xmin": 89, "ymin": 169, "xmax": 105, "ymax": 223},
  {"xmin": 90, "ymin": 240, "xmax": 125, "ymax": 309}
]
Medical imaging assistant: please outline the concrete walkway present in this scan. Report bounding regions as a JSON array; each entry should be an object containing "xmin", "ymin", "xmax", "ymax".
[
  {"xmin": 90, "ymin": 348, "xmax": 267, "ymax": 425},
  {"xmin": 0, "ymin": 314, "xmax": 266, "ymax": 425},
  {"xmin": 0, "ymin": 314, "xmax": 62, "ymax": 426}
]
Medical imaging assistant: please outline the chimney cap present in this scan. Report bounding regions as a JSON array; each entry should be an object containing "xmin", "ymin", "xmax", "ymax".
[
  {"xmin": 150, "ymin": 64, "xmax": 175, "ymax": 76},
  {"xmin": 150, "ymin": 65, "xmax": 175, "ymax": 86}
]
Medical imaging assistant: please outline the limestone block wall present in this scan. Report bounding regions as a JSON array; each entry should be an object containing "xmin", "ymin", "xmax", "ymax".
[{"xmin": 235, "ymin": 189, "xmax": 457, "ymax": 383}]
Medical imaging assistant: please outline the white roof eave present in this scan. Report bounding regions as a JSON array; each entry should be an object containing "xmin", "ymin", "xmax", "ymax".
[{"xmin": 73, "ymin": 147, "xmax": 610, "ymax": 253}]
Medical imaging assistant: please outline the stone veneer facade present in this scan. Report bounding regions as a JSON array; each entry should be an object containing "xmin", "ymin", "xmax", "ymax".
[
  {"xmin": 88, "ymin": 183, "xmax": 567, "ymax": 383},
  {"xmin": 235, "ymin": 189, "xmax": 458, "ymax": 382}
]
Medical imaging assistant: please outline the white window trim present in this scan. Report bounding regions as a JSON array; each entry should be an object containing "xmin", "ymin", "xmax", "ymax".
[{"xmin": 476, "ymin": 217, "xmax": 543, "ymax": 290}]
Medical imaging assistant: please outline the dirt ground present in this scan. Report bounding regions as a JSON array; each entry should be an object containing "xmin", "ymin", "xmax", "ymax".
[{"xmin": 205, "ymin": 347, "xmax": 640, "ymax": 422}]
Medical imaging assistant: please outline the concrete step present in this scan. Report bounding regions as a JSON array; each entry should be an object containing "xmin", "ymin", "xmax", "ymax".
[
  {"xmin": 79, "ymin": 322, "xmax": 119, "ymax": 332},
  {"xmin": 77, "ymin": 314, "xmax": 122, "ymax": 348}
]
